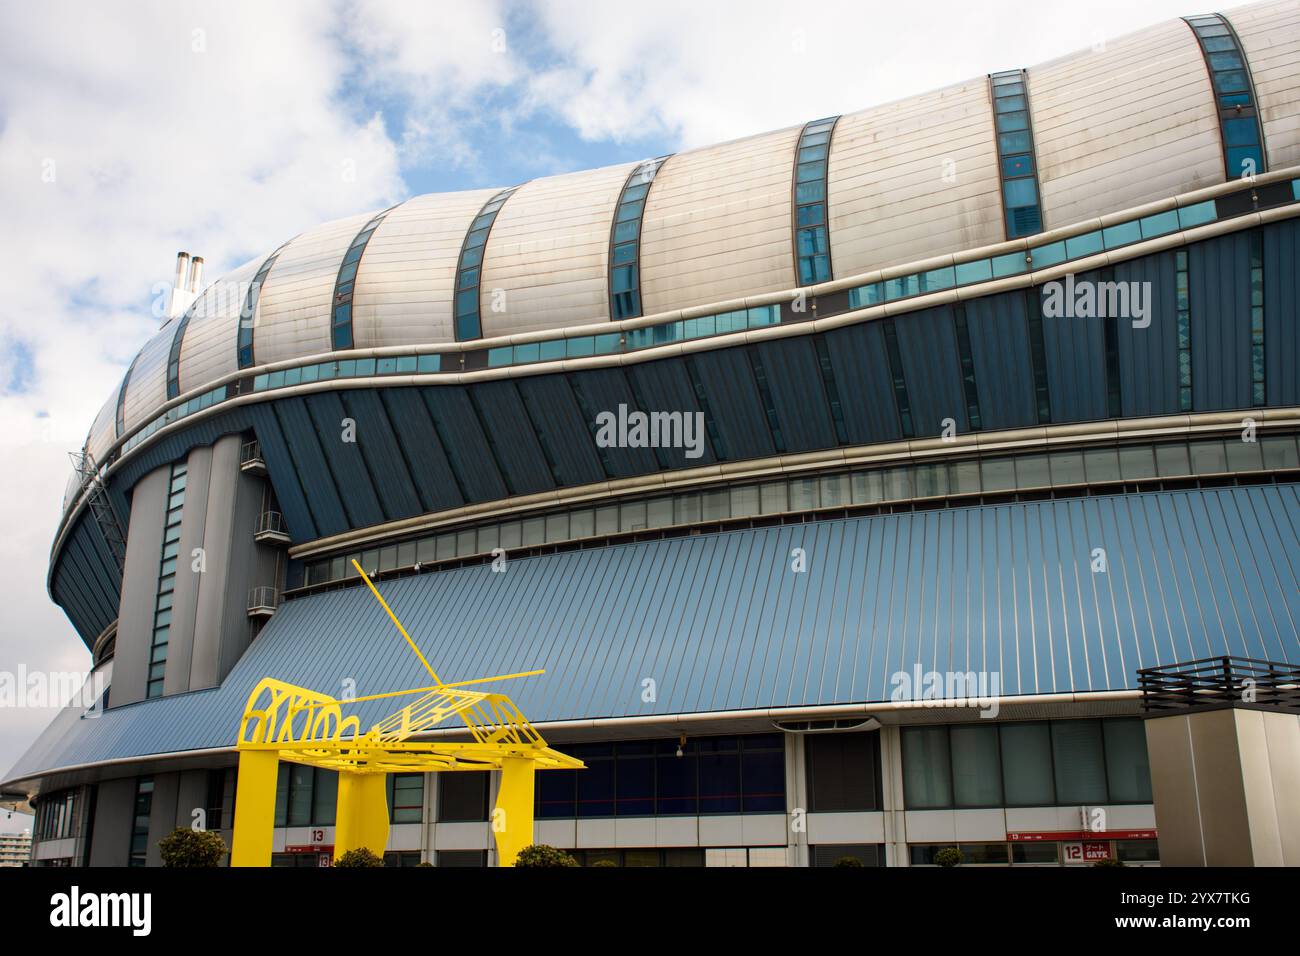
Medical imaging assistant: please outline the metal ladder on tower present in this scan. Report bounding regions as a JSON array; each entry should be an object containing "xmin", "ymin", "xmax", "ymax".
[{"xmin": 69, "ymin": 449, "xmax": 127, "ymax": 572}]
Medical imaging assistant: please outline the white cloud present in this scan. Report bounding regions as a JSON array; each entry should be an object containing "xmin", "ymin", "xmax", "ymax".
[{"xmin": 0, "ymin": 0, "xmax": 406, "ymax": 776}]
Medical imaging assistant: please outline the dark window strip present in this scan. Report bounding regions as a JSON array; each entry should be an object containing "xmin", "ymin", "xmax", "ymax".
[
  {"xmin": 1183, "ymin": 14, "xmax": 1267, "ymax": 179},
  {"xmin": 813, "ymin": 336, "xmax": 849, "ymax": 445},
  {"xmin": 331, "ymin": 203, "xmax": 404, "ymax": 351},
  {"xmin": 455, "ymin": 186, "xmax": 520, "ymax": 341},
  {"xmin": 881, "ymin": 318, "xmax": 914, "ymax": 438},
  {"xmin": 953, "ymin": 304, "xmax": 983, "ymax": 431},
  {"xmin": 608, "ymin": 156, "xmax": 671, "ymax": 321},
  {"xmin": 566, "ymin": 374, "xmax": 616, "ymax": 479},
  {"xmin": 683, "ymin": 355, "xmax": 726, "ymax": 460},
  {"xmin": 989, "ymin": 69, "xmax": 1044, "ymax": 239},
  {"xmin": 1025, "ymin": 288, "xmax": 1052, "ymax": 424},
  {"xmin": 791, "ymin": 116, "xmax": 840, "ymax": 285},
  {"xmin": 237, "ymin": 238, "xmax": 293, "ymax": 370},
  {"xmin": 114, "ymin": 354, "xmax": 139, "ymax": 440},
  {"xmin": 1250, "ymin": 230, "xmax": 1265, "ymax": 406},
  {"xmin": 747, "ymin": 346, "xmax": 787, "ymax": 454}
]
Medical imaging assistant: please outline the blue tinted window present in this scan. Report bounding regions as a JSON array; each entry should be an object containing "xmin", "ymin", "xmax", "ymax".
[
  {"xmin": 1177, "ymin": 201, "xmax": 1216, "ymax": 229},
  {"xmin": 795, "ymin": 180, "xmax": 825, "ymax": 204},
  {"xmin": 991, "ymin": 251, "xmax": 1027, "ymax": 278},
  {"xmin": 1030, "ymin": 240, "xmax": 1066, "ymax": 268},
  {"xmin": 955, "ymin": 258, "xmax": 993, "ymax": 284},
  {"xmin": 1003, "ymin": 177, "xmax": 1038, "ymax": 208},
  {"xmin": 1102, "ymin": 220, "xmax": 1142, "ymax": 248},
  {"xmin": 1065, "ymin": 230, "xmax": 1103, "ymax": 258},
  {"xmin": 1139, "ymin": 210, "xmax": 1179, "ymax": 238}
]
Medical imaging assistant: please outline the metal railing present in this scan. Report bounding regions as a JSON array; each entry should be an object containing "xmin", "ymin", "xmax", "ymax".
[
  {"xmin": 240, "ymin": 439, "xmax": 262, "ymax": 465},
  {"xmin": 247, "ymin": 586, "xmax": 280, "ymax": 615},
  {"xmin": 255, "ymin": 511, "xmax": 288, "ymax": 538},
  {"xmin": 1137, "ymin": 657, "xmax": 1300, "ymax": 713}
]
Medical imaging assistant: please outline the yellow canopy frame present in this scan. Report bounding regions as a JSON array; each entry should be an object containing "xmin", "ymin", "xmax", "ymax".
[{"xmin": 229, "ymin": 560, "xmax": 583, "ymax": 867}]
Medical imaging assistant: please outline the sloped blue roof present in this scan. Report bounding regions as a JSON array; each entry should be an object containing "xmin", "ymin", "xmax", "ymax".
[{"xmin": 8, "ymin": 483, "xmax": 1300, "ymax": 785}]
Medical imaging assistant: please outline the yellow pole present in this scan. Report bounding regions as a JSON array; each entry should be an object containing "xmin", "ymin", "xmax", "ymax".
[
  {"xmin": 493, "ymin": 758, "xmax": 536, "ymax": 867},
  {"xmin": 351, "ymin": 560, "xmax": 439, "ymax": 682},
  {"xmin": 230, "ymin": 750, "xmax": 279, "ymax": 867},
  {"xmin": 334, "ymin": 771, "xmax": 390, "ymax": 860}
]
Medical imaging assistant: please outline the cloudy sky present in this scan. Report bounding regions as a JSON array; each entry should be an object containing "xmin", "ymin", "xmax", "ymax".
[{"xmin": 0, "ymin": 0, "xmax": 1245, "ymax": 822}]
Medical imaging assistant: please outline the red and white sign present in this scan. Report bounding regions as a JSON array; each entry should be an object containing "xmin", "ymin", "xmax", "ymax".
[
  {"xmin": 1062, "ymin": 841, "xmax": 1112, "ymax": 863},
  {"xmin": 1006, "ymin": 829, "xmax": 1156, "ymax": 842}
]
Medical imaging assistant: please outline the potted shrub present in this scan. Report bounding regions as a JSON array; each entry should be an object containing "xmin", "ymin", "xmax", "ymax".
[
  {"xmin": 333, "ymin": 847, "xmax": 384, "ymax": 867},
  {"xmin": 514, "ymin": 844, "xmax": 578, "ymax": 867},
  {"xmin": 832, "ymin": 856, "xmax": 864, "ymax": 867},
  {"xmin": 158, "ymin": 827, "xmax": 226, "ymax": 867},
  {"xmin": 933, "ymin": 847, "xmax": 963, "ymax": 868}
]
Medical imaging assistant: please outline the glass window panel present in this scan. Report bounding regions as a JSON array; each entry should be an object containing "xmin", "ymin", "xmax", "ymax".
[
  {"xmin": 594, "ymin": 505, "xmax": 619, "ymax": 535},
  {"xmin": 998, "ymin": 130, "xmax": 1032, "ymax": 154},
  {"xmin": 1015, "ymin": 454, "xmax": 1051, "ymax": 488},
  {"xmin": 1138, "ymin": 210, "xmax": 1179, "ymax": 238},
  {"xmin": 996, "ymin": 110, "xmax": 1029, "ymax": 133},
  {"xmin": 730, "ymin": 484, "xmax": 759, "ymax": 517},
  {"xmin": 1000, "ymin": 153, "xmax": 1035, "ymax": 179},
  {"xmin": 1102, "ymin": 220, "xmax": 1142, "ymax": 249},
  {"xmin": 1003, "ymin": 178, "xmax": 1038, "ymax": 210},
  {"xmin": 913, "ymin": 462, "xmax": 947, "ymax": 497},
  {"xmin": 521, "ymin": 516, "xmax": 545, "ymax": 546},
  {"xmin": 1031, "ymin": 240, "xmax": 1066, "ymax": 268},
  {"xmin": 698, "ymin": 746, "xmax": 741, "ymax": 814},
  {"xmin": 1118, "ymin": 445, "xmax": 1156, "ymax": 480},
  {"xmin": 312, "ymin": 770, "xmax": 337, "ymax": 827},
  {"xmin": 1103, "ymin": 718, "xmax": 1152, "ymax": 804},
  {"xmin": 795, "ymin": 180, "xmax": 825, "ymax": 204},
  {"xmin": 435, "ymin": 534, "xmax": 456, "ymax": 561},
  {"xmin": 1072, "ymin": 446, "xmax": 1118, "ymax": 485},
  {"xmin": 951, "ymin": 724, "xmax": 1003, "ymax": 808},
  {"xmin": 646, "ymin": 496, "xmax": 673, "ymax": 528},
  {"xmin": 568, "ymin": 509, "xmax": 594, "ymax": 539},
  {"xmin": 981, "ymin": 457, "xmax": 1015, "ymax": 492},
  {"xmin": 818, "ymin": 473, "xmax": 849, "ymax": 507},
  {"xmin": 499, "ymin": 521, "xmax": 522, "ymax": 549},
  {"xmin": 1000, "ymin": 722, "xmax": 1056, "ymax": 806},
  {"xmin": 619, "ymin": 500, "xmax": 647, "ymax": 532},
  {"xmin": 949, "ymin": 459, "xmax": 981, "ymax": 494},
  {"xmin": 1177, "ymin": 200, "xmax": 1216, "ymax": 229},
  {"xmin": 788, "ymin": 476, "xmax": 818, "ymax": 511},
  {"xmin": 902, "ymin": 727, "xmax": 952, "ymax": 809},
  {"xmin": 954, "ymin": 259, "xmax": 993, "ymax": 284},
  {"xmin": 850, "ymin": 469, "xmax": 883, "ymax": 504},
  {"xmin": 759, "ymin": 480, "xmax": 787, "ymax": 514},
  {"xmin": 700, "ymin": 488, "xmax": 729, "ymax": 521},
  {"xmin": 1189, "ymin": 438, "xmax": 1228, "ymax": 474},
  {"xmin": 1261, "ymin": 434, "xmax": 1300, "ymax": 470},
  {"xmin": 1065, "ymin": 230, "xmax": 1103, "ymax": 258},
  {"xmin": 991, "ymin": 251, "xmax": 1027, "ymax": 278},
  {"xmin": 1155, "ymin": 442, "xmax": 1190, "ymax": 477},
  {"xmin": 1051, "ymin": 719, "xmax": 1109, "ymax": 805},
  {"xmin": 1225, "ymin": 436, "xmax": 1263, "ymax": 472}
]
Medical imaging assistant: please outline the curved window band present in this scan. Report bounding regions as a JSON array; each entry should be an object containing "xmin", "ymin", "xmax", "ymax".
[
  {"xmin": 792, "ymin": 117, "xmax": 838, "ymax": 285},
  {"xmin": 990, "ymin": 69, "xmax": 1043, "ymax": 239},
  {"xmin": 114, "ymin": 355, "xmax": 139, "ymax": 440},
  {"xmin": 1183, "ymin": 14, "xmax": 1267, "ymax": 180},
  {"xmin": 454, "ymin": 185, "xmax": 520, "ymax": 341},
  {"xmin": 236, "ymin": 238, "xmax": 293, "ymax": 370},
  {"xmin": 331, "ymin": 202, "xmax": 403, "ymax": 351},
  {"xmin": 608, "ymin": 156, "xmax": 670, "ymax": 320}
]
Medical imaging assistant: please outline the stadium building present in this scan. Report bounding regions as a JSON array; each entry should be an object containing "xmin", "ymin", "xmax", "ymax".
[{"xmin": 4, "ymin": 2, "xmax": 1300, "ymax": 867}]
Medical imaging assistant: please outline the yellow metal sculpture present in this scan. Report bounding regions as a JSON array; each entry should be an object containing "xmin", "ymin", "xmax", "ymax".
[{"xmin": 230, "ymin": 560, "xmax": 582, "ymax": 867}]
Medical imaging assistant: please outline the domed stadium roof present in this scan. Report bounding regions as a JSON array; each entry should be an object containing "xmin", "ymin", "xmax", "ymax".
[{"xmin": 72, "ymin": 0, "xmax": 1300, "ymax": 504}]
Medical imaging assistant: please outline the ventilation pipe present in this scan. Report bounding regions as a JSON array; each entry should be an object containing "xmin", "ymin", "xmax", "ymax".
[
  {"xmin": 168, "ymin": 252, "xmax": 191, "ymax": 320},
  {"xmin": 188, "ymin": 255, "xmax": 204, "ymax": 294}
]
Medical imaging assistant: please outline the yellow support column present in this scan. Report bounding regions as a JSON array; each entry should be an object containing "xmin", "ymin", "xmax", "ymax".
[
  {"xmin": 493, "ymin": 758, "xmax": 536, "ymax": 867},
  {"xmin": 230, "ymin": 750, "xmax": 279, "ymax": 867},
  {"xmin": 335, "ymin": 771, "xmax": 390, "ymax": 860}
]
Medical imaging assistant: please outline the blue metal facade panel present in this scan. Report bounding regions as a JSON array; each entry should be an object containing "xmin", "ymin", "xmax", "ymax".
[
  {"xmin": 1038, "ymin": 286, "xmax": 1108, "ymax": 423},
  {"xmin": 1113, "ymin": 250, "xmax": 1180, "ymax": 418},
  {"xmin": 466, "ymin": 381, "xmax": 554, "ymax": 496},
  {"xmin": 688, "ymin": 349, "xmax": 776, "ymax": 460},
  {"xmin": 1264, "ymin": 219, "xmax": 1299, "ymax": 407},
  {"xmin": 894, "ymin": 306, "xmax": 969, "ymax": 436},
  {"xmin": 270, "ymin": 398, "xmax": 349, "ymax": 536},
  {"xmin": 821, "ymin": 323, "xmax": 903, "ymax": 445},
  {"xmin": 244, "ymin": 404, "xmax": 318, "ymax": 540},
  {"xmin": 565, "ymin": 369, "xmax": 660, "ymax": 477},
  {"xmin": 374, "ymin": 389, "xmax": 465, "ymax": 514},
  {"xmin": 303, "ymin": 392, "xmax": 386, "ymax": 529},
  {"xmin": 963, "ymin": 292, "xmax": 1037, "ymax": 430},
  {"xmin": 754, "ymin": 338, "xmax": 839, "ymax": 452},
  {"xmin": 338, "ymin": 390, "xmax": 422, "ymax": 520},
  {"xmin": 1190, "ymin": 232, "xmax": 1252, "ymax": 411},
  {"xmin": 419, "ymin": 387, "xmax": 510, "ymax": 503},
  {"xmin": 624, "ymin": 359, "xmax": 717, "ymax": 468},
  {"xmin": 13, "ymin": 485, "xmax": 1299, "ymax": 782},
  {"xmin": 513, "ymin": 376, "xmax": 608, "ymax": 487}
]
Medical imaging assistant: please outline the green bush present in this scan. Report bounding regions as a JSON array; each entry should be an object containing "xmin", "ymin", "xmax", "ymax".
[
  {"xmin": 416, "ymin": 861, "xmax": 433, "ymax": 867},
  {"xmin": 514, "ymin": 844, "xmax": 579, "ymax": 868},
  {"xmin": 832, "ymin": 856, "xmax": 864, "ymax": 867},
  {"xmin": 158, "ymin": 827, "xmax": 226, "ymax": 867},
  {"xmin": 1093, "ymin": 857, "xmax": 1126, "ymax": 867},
  {"xmin": 333, "ymin": 847, "xmax": 384, "ymax": 868},
  {"xmin": 589, "ymin": 859, "xmax": 618, "ymax": 867},
  {"xmin": 934, "ymin": 847, "xmax": 963, "ymax": 868}
]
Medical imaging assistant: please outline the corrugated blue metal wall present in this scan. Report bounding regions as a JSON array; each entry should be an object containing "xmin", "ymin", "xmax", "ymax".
[{"xmin": 18, "ymin": 484, "xmax": 1299, "ymax": 782}]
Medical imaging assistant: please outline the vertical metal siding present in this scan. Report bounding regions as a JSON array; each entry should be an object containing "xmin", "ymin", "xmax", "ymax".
[
  {"xmin": 753, "ymin": 338, "xmax": 839, "ymax": 452},
  {"xmin": 1264, "ymin": 218, "xmax": 1299, "ymax": 406},
  {"xmin": 821, "ymin": 323, "xmax": 904, "ymax": 445},
  {"xmin": 893, "ymin": 306, "xmax": 969, "ymax": 436},
  {"xmin": 1190, "ymin": 231, "xmax": 1253, "ymax": 411},
  {"xmin": 963, "ymin": 291, "xmax": 1038, "ymax": 429}
]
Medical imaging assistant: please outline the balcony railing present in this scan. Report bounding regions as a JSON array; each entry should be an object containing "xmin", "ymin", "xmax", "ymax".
[
  {"xmin": 1137, "ymin": 657, "xmax": 1300, "ymax": 714},
  {"xmin": 254, "ymin": 510, "xmax": 290, "ymax": 544},
  {"xmin": 239, "ymin": 439, "xmax": 266, "ymax": 475},
  {"xmin": 247, "ymin": 586, "xmax": 280, "ymax": 618}
]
